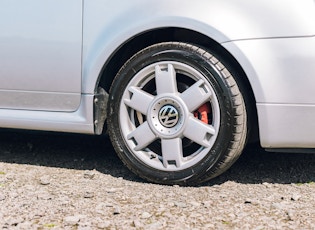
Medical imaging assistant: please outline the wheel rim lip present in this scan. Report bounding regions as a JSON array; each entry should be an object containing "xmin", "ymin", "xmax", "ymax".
[{"xmin": 119, "ymin": 61, "xmax": 221, "ymax": 171}]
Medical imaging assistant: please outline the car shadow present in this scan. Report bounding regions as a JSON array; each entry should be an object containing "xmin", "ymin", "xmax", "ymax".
[
  {"xmin": 207, "ymin": 143, "xmax": 315, "ymax": 186},
  {"xmin": 0, "ymin": 129, "xmax": 143, "ymax": 183},
  {"xmin": 0, "ymin": 129, "xmax": 315, "ymax": 186}
]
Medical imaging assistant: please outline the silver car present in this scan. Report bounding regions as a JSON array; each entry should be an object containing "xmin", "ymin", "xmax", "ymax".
[{"xmin": 1, "ymin": 0, "xmax": 315, "ymax": 185}]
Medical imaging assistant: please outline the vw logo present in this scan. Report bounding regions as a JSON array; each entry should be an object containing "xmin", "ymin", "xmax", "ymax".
[{"xmin": 158, "ymin": 105, "xmax": 179, "ymax": 128}]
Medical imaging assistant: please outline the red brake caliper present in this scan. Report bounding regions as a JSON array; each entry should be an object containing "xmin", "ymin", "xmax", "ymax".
[{"xmin": 194, "ymin": 103, "xmax": 212, "ymax": 124}]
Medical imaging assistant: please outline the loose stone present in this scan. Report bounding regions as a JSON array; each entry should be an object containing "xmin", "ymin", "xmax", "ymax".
[
  {"xmin": 39, "ymin": 176, "xmax": 51, "ymax": 185},
  {"xmin": 64, "ymin": 215, "xmax": 81, "ymax": 225}
]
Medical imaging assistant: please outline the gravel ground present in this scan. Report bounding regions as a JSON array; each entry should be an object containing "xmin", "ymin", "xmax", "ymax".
[{"xmin": 0, "ymin": 130, "xmax": 315, "ymax": 229}]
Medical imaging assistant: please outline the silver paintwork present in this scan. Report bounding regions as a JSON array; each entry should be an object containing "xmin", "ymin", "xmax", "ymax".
[
  {"xmin": 0, "ymin": 0, "xmax": 314, "ymax": 149},
  {"xmin": 0, "ymin": 95, "xmax": 94, "ymax": 134},
  {"xmin": 0, "ymin": 0, "xmax": 82, "ymax": 111},
  {"xmin": 82, "ymin": 0, "xmax": 315, "ymax": 95},
  {"xmin": 223, "ymin": 36, "xmax": 315, "ymax": 147}
]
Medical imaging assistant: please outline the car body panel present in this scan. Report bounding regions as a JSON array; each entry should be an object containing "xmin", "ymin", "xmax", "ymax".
[
  {"xmin": 82, "ymin": 0, "xmax": 315, "ymax": 94},
  {"xmin": 258, "ymin": 104, "xmax": 315, "ymax": 148},
  {"xmin": 0, "ymin": 0, "xmax": 83, "ymax": 111},
  {"xmin": 0, "ymin": 95, "xmax": 94, "ymax": 134},
  {"xmin": 223, "ymin": 36, "xmax": 315, "ymax": 148},
  {"xmin": 223, "ymin": 36, "xmax": 315, "ymax": 104}
]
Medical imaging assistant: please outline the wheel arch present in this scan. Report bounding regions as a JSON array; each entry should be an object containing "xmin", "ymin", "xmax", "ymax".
[{"xmin": 96, "ymin": 28, "xmax": 259, "ymax": 141}]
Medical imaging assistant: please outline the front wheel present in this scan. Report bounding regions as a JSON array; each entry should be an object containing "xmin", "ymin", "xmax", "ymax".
[{"xmin": 107, "ymin": 42, "xmax": 247, "ymax": 185}]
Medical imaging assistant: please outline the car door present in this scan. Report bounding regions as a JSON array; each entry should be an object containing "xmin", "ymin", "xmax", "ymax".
[{"xmin": 0, "ymin": 0, "xmax": 82, "ymax": 112}]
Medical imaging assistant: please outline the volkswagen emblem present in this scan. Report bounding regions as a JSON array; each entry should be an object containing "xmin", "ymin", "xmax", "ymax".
[{"xmin": 158, "ymin": 105, "xmax": 179, "ymax": 128}]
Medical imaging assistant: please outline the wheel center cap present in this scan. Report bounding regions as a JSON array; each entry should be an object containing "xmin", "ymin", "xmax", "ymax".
[
  {"xmin": 148, "ymin": 97, "xmax": 186, "ymax": 137},
  {"xmin": 158, "ymin": 105, "xmax": 179, "ymax": 128}
]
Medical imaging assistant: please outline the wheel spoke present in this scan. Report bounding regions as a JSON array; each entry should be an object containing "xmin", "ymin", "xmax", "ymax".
[
  {"xmin": 183, "ymin": 116, "xmax": 216, "ymax": 148},
  {"xmin": 161, "ymin": 138, "xmax": 183, "ymax": 168},
  {"xmin": 127, "ymin": 122, "xmax": 156, "ymax": 151},
  {"xmin": 180, "ymin": 79, "xmax": 212, "ymax": 112},
  {"xmin": 124, "ymin": 86, "xmax": 154, "ymax": 115},
  {"xmin": 155, "ymin": 64, "xmax": 178, "ymax": 94}
]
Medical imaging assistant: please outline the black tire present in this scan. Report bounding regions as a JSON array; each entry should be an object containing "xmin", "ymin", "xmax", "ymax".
[{"xmin": 107, "ymin": 42, "xmax": 247, "ymax": 185}]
